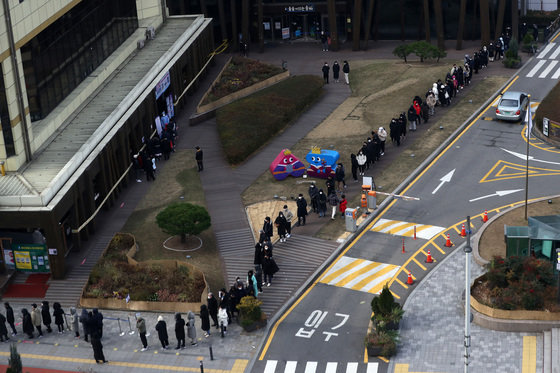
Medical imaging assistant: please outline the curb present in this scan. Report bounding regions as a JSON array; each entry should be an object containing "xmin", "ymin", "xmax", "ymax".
[{"xmin": 246, "ymin": 54, "xmax": 530, "ymax": 372}]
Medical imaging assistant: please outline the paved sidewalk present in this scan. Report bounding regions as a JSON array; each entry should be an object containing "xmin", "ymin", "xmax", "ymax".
[{"xmin": 389, "ymin": 246, "xmax": 542, "ymax": 373}]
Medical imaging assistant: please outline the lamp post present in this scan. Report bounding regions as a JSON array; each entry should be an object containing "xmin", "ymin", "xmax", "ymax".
[{"xmin": 464, "ymin": 216, "xmax": 472, "ymax": 373}]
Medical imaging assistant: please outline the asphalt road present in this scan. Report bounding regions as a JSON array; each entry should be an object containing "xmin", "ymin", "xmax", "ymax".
[{"xmin": 255, "ymin": 38, "xmax": 560, "ymax": 373}]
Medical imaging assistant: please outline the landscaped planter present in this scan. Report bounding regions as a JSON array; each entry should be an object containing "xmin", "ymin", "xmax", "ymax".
[
  {"xmin": 239, "ymin": 315, "xmax": 268, "ymax": 332},
  {"xmin": 470, "ymin": 295, "xmax": 560, "ymax": 321},
  {"xmin": 196, "ymin": 67, "xmax": 290, "ymax": 115}
]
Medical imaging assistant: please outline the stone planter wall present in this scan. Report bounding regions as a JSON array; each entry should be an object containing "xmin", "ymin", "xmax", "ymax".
[
  {"xmin": 80, "ymin": 233, "xmax": 208, "ymax": 312},
  {"xmin": 194, "ymin": 67, "xmax": 290, "ymax": 115}
]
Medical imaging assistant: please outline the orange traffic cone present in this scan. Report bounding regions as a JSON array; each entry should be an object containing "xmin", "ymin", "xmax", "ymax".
[
  {"xmin": 482, "ymin": 209, "xmax": 488, "ymax": 223},
  {"xmin": 407, "ymin": 271, "xmax": 414, "ymax": 285},
  {"xmin": 402, "ymin": 238, "xmax": 405, "ymax": 253},
  {"xmin": 426, "ymin": 249, "xmax": 433, "ymax": 263},
  {"xmin": 460, "ymin": 223, "xmax": 466, "ymax": 237},
  {"xmin": 445, "ymin": 233, "xmax": 453, "ymax": 247}
]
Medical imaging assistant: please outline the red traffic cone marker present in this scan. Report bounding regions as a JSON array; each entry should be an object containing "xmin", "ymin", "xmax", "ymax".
[
  {"xmin": 460, "ymin": 223, "xmax": 466, "ymax": 237},
  {"xmin": 407, "ymin": 271, "xmax": 414, "ymax": 285},
  {"xmin": 445, "ymin": 233, "xmax": 453, "ymax": 247},
  {"xmin": 413, "ymin": 226, "xmax": 417, "ymax": 240},
  {"xmin": 426, "ymin": 249, "xmax": 434, "ymax": 263},
  {"xmin": 402, "ymin": 238, "xmax": 405, "ymax": 253},
  {"xmin": 482, "ymin": 209, "xmax": 488, "ymax": 223}
]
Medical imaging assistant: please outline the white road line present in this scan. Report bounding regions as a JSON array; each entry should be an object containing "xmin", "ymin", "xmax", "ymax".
[
  {"xmin": 538, "ymin": 42, "xmax": 556, "ymax": 58},
  {"xmin": 527, "ymin": 60, "xmax": 547, "ymax": 77},
  {"xmin": 549, "ymin": 44, "xmax": 560, "ymax": 59},
  {"xmin": 304, "ymin": 362, "xmax": 318, "ymax": 373},
  {"xmin": 325, "ymin": 362, "xmax": 338, "ymax": 373},
  {"xmin": 324, "ymin": 260, "xmax": 372, "ymax": 285},
  {"xmin": 343, "ymin": 263, "xmax": 391, "ymax": 288},
  {"xmin": 552, "ymin": 66, "xmax": 560, "ymax": 79},
  {"xmin": 539, "ymin": 60, "xmax": 559, "ymax": 78},
  {"xmin": 346, "ymin": 362, "xmax": 359, "ymax": 373},
  {"xmin": 284, "ymin": 361, "xmax": 297, "ymax": 373},
  {"xmin": 362, "ymin": 266, "xmax": 400, "ymax": 293},
  {"xmin": 264, "ymin": 360, "xmax": 278, "ymax": 373},
  {"xmin": 367, "ymin": 362, "xmax": 380, "ymax": 373}
]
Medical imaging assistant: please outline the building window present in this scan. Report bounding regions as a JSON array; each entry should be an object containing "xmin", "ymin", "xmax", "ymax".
[
  {"xmin": 0, "ymin": 64, "xmax": 15, "ymax": 157},
  {"xmin": 21, "ymin": 0, "xmax": 138, "ymax": 122}
]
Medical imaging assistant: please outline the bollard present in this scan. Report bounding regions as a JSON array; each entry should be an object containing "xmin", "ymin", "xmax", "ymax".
[
  {"xmin": 117, "ymin": 318, "xmax": 124, "ymax": 336},
  {"xmin": 209, "ymin": 345, "xmax": 214, "ymax": 360},
  {"xmin": 413, "ymin": 225, "xmax": 417, "ymax": 240},
  {"xmin": 220, "ymin": 323, "xmax": 224, "ymax": 338},
  {"xmin": 401, "ymin": 238, "xmax": 405, "ymax": 253},
  {"xmin": 127, "ymin": 316, "xmax": 135, "ymax": 335},
  {"xmin": 200, "ymin": 361, "xmax": 204, "ymax": 373}
]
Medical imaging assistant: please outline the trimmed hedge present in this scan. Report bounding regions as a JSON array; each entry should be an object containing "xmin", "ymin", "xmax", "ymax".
[
  {"xmin": 534, "ymin": 78, "xmax": 560, "ymax": 133},
  {"xmin": 216, "ymin": 75, "xmax": 324, "ymax": 164}
]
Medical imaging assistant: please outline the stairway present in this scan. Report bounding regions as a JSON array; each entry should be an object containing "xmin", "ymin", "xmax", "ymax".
[
  {"xmin": 217, "ymin": 229, "xmax": 339, "ymax": 317},
  {"xmin": 543, "ymin": 328, "xmax": 560, "ymax": 373}
]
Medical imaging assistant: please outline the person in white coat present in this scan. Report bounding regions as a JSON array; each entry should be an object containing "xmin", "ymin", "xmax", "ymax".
[
  {"xmin": 356, "ymin": 151, "xmax": 367, "ymax": 176},
  {"xmin": 218, "ymin": 305, "xmax": 228, "ymax": 336},
  {"xmin": 377, "ymin": 127, "xmax": 387, "ymax": 156}
]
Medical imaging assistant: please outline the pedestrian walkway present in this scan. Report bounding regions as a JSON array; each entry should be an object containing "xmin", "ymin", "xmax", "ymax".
[{"xmin": 263, "ymin": 360, "xmax": 379, "ymax": 373}]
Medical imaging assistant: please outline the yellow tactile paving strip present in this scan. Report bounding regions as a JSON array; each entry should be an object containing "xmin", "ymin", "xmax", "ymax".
[
  {"xmin": 521, "ymin": 336, "xmax": 537, "ymax": 373},
  {"xmin": 0, "ymin": 351, "xmax": 248, "ymax": 373}
]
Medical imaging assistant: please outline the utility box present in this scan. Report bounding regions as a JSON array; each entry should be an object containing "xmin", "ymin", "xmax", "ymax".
[
  {"xmin": 345, "ymin": 207, "xmax": 358, "ymax": 232},
  {"xmin": 367, "ymin": 191, "xmax": 377, "ymax": 210}
]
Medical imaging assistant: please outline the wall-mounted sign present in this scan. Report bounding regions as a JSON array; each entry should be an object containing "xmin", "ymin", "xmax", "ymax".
[
  {"xmin": 48, "ymin": 248, "xmax": 58, "ymax": 255},
  {"xmin": 543, "ymin": 117, "xmax": 549, "ymax": 136},
  {"xmin": 13, "ymin": 244, "xmax": 50, "ymax": 272},
  {"xmin": 282, "ymin": 27, "xmax": 290, "ymax": 40},
  {"xmin": 155, "ymin": 71, "xmax": 171, "ymax": 100},
  {"xmin": 285, "ymin": 4, "xmax": 315, "ymax": 12}
]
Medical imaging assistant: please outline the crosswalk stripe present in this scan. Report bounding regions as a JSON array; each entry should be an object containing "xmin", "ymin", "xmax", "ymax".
[
  {"xmin": 265, "ymin": 360, "xmax": 278, "ymax": 373},
  {"xmin": 326, "ymin": 362, "xmax": 338, "ymax": 373},
  {"xmin": 538, "ymin": 42, "xmax": 556, "ymax": 58},
  {"xmin": 539, "ymin": 60, "xmax": 559, "ymax": 78},
  {"xmin": 320, "ymin": 256, "xmax": 367, "ymax": 283},
  {"xmin": 285, "ymin": 361, "xmax": 297, "ymax": 373},
  {"xmin": 304, "ymin": 362, "xmax": 318, "ymax": 373},
  {"xmin": 552, "ymin": 66, "xmax": 560, "ymax": 79},
  {"xmin": 320, "ymin": 256, "xmax": 400, "ymax": 294},
  {"xmin": 371, "ymin": 219, "xmax": 445, "ymax": 239},
  {"xmin": 527, "ymin": 60, "xmax": 547, "ymax": 77},
  {"xmin": 367, "ymin": 363, "xmax": 379, "ymax": 373},
  {"xmin": 346, "ymin": 362, "xmax": 358, "ymax": 373},
  {"xmin": 550, "ymin": 44, "xmax": 560, "ymax": 59}
]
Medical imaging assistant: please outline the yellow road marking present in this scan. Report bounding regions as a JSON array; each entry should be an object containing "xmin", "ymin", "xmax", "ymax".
[
  {"xmin": 0, "ymin": 351, "xmax": 244, "ymax": 372},
  {"xmin": 551, "ymin": 31, "xmax": 560, "ymax": 42},
  {"xmin": 452, "ymin": 225, "xmax": 461, "ymax": 234},
  {"xmin": 501, "ymin": 75, "xmax": 519, "ymax": 94},
  {"xmin": 394, "ymin": 364, "xmax": 442, "ymax": 373},
  {"xmin": 432, "ymin": 242, "xmax": 446, "ymax": 255},
  {"xmin": 337, "ymin": 262, "xmax": 383, "ymax": 287},
  {"xmin": 320, "ymin": 258, "xmax": 366, "ymax": 283},
  {"xmin": 395, "ymin": 277, "xmax": 408, "ymax": 289},
  {"xmin": 388, "ymin": 222, "xmax": 416, "ymax": 234},
  {"xmin": 373, "ymin": 219, "xmax": 400, "ymax": 230},
  {"xmin": 480, "ymin": 160, "xmax": 560, "ymax": 183},
  {"xmin": 521, "ymin": 123, "xmax": 560, "ymax": 154},
  {"xmin": 412, "ymin": 257, "xmax": 427, "ymax": 271},
  {"xmin": 351, "ymin": 264, "xmax": 396, "ymax": 290},
  {"xmin": 522, "ymin": 336, "xmax": 537, "ymax": 373}
]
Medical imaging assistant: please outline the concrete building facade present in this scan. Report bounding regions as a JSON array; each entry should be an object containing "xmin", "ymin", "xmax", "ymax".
[{"xmin": 0, "ymin": 0, "xmax": 214, "ymax": 278}]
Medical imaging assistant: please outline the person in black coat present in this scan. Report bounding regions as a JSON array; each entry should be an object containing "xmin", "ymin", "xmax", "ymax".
[
  {"xmin": 322, "ymin": 62, "xmax": 330, "ymax": 84},
  {"xmin": 326, "ymin": 176, "xmax": 335, "ymax": 196},
  {"xmin": 253, "ymin": 242, "xmax": 264, "ymax": 292},
  {"xmin": 5, "ymin": 303, "xmax": 16, "ymax": 335},
  {"xmin": 90, "ymin": 330, "xmax": 107, "ymax": 364},
  {"xmin": 262, "ymin": 217, "xmax": 273, "ymax": 241},
  {"xmin": 308, "ymin": 184, "xmax": 319, "ymax": 213},
  {"xmin": 41, "ymin": 301, "xmax": 52, "ymax": 333},
  {"xmin": 92, "ymin": 309, "xmax": 103, "ymax": 339},
  {"xmin": 200, "ymin": 305, "xmax": 211, "ymax": 337},
  {"xmin": 296, "ymin": 194, "xmax": 308, "ymax": 226},
  {"xmin": 262, "ymin": 248, "xmax": 279, "ymax": 287},
  {"xmin": 53, "ymin": 302, "xmax": 65, "ymax": 333},
  {"xmin": 80, "ymin": 309, "xmax": 89, "ymax": 342},
  {"xmin": 21, "ymin": 308, "xmax": 34, "ymax": 338},
  {"xmin": 332, "ymin": 61, "xmax": 340, "ymax": 82},
  {"xmin": 274, "ymin": 212, "xmax": 288, "ymax": 242},
  {"xmin": 0, "ymin": 313, "xmax": 9, "ymax": 341},
  {"xmin": 174, "ymin": 313, "xmax": 186, "ymax": 349},
  {"xmin": 207, "ymin": 292, "xmax": 219, "ymax": 328},
  {"xmin": 317, "ymin": 189, "xmax": 327, "ymax": 217},
  {"xmin": 350, "ymin": 154, "xmax": 358, "ymax": 182},
  {"xmin": 155, "ymin": 315, "xmax": 169, "ymax": 349}
]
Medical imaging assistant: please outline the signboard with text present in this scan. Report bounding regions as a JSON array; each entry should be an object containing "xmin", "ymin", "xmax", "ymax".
[
  {"xmin": 155, "ymin": 71, "xmax": 171, "ymax": 100},
  {"xmin": 13, "ymin": 244, "xmax": 50, "ymax": 272},
  {"xmin": 285, "ymin": 4, "xmax": 315, "ymax": 12}
]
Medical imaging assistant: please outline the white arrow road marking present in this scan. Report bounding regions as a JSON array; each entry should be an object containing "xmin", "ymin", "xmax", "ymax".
[
  {"xmin": 501, "ymin": 148, "xmax": 560, "ymax": 166},
  {"xmin": 432, "ymin": 169, "xmax": 455, "ymax": 194},
  {"xmin": 469, "ymin": 189, "xmax": 523, "ymax": 202}
]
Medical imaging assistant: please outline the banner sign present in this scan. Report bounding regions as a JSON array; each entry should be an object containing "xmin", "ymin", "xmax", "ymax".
[
  {"xmin": 285, "ymin": 4, "xmax": 315, "ymax": 12},
  {"xmin": 155, "ymin": 71, "xmax": 171, "ymax": 99},
  {"xmin": 13, "ymin": 244, "xmax": 50, "ymax": 272}
]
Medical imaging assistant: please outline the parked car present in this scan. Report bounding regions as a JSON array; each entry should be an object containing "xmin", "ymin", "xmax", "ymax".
[{"xmin": 495, "ymin": 91, "xmax": 529, "ymax": 122}]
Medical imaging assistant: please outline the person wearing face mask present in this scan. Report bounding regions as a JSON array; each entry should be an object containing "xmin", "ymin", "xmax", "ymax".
[
  {"xmin": 207, "ymin": 292, "xmax": 219, "ymax": 329},
  {"xmin": 296, "ymin": 194, "xmax": 308, "ymax": 226}
]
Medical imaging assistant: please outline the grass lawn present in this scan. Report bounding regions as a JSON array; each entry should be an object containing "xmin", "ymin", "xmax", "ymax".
[
  {"xmin": 121, "ymin": 150, "xmax": 224, "ymax": 293},
  {"xmin": 217, "ymin": 75, "xmax": 324, "ymax": 164},
  {"xmin": 243, "ymin": 59, "xmax": 509, "ymax": 241}
]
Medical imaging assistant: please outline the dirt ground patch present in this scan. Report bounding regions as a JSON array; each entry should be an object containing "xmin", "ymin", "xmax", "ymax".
[
  {"xmin": 121, "ymin": 150, "xmax": 224, "ymax": 293},
  {"xmin": 479, "ymin": 197, "xmax": 560, "ymax": 261}
]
